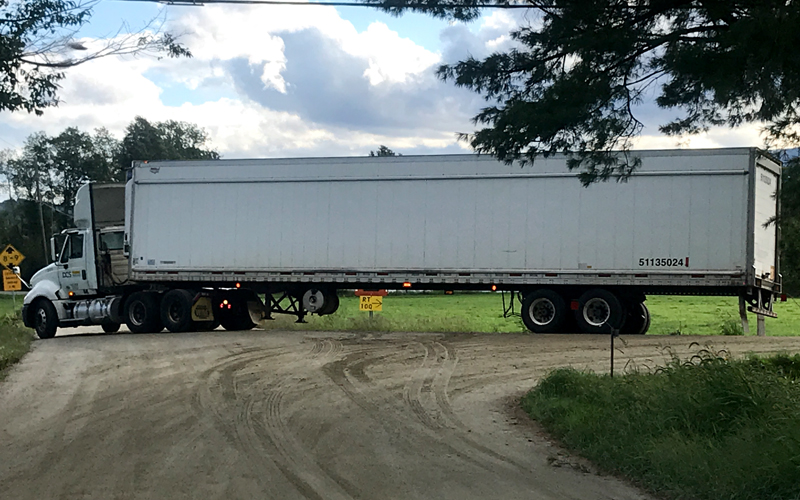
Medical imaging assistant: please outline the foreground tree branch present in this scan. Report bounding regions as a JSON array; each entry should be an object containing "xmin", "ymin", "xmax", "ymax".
[
  {"xmin": 0, "ymin": 0, "xmax": 191, "ymax": 116},
  {"xmin": 368, "ymin": 0, "xmax": 800, "ymax": 182}
]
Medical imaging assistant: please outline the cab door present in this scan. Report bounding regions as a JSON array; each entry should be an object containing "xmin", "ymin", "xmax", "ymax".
[{"xmin": 57, "ymin": 232, "xmax": 91, "ymax": 296}]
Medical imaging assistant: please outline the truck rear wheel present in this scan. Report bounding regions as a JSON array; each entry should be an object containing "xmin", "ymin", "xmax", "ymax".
[
  {"xmin": 161, "ymin": 289, "xmax": 195, "ymax": 333},
  {"xmin": 575, "ymin": 289, "xmax": 626, "ymax": 334},
  {"xmin": 621, "ymin": 302, "xmax": 650, "ymax": 335},
  {"xmin": 521, "ymin": 289, "xmax": 567, "ymax": 333},
  {"xmin": 31, "ymin": 299, "xmax": 58, "ymax": 339},
  {"xmin": 124, "ymin": 292, "xmax": 163, "ymax": 334}
]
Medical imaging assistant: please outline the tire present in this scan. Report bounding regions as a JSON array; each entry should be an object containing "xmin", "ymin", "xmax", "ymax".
[
  {"xmin": 101, "ymin": 320, "xmax": 121, "ymax": 334},
  {"xmin": 621, "ymin": 302, "xmax": 650, "ymax": 335},
  {"xmin": 318, "ymin": 291, "xmax": 340, "ymax": 316},
  {"xmin": 574, "ymin": 289, "xmax": 627, "ymax": 334},
  {"xmin": 31, "ymin": 299, "xmax": 58, "ymax": 339},
  {"xmin": 160, "ymin": 289, "xmax": 195, "ymax": 333},
  {"xmin": 521, "ymin": 289, "xmax": 567, "ymax": 333},
  {"xmin": 124, "ymin": 292, "xmax": 163, "ymax": 334}
]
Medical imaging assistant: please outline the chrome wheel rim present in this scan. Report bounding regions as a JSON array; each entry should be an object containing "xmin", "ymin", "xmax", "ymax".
[
  {"xmin": 530, "ymin": 298, "xmax": 556, "ymax": 326},
  {"xmin": 130, "ymin": 301, "xmax": 147, "ymax": 327},
  {"xmin": 583, "ymin": 298, "xmax": 611, "ymax": 327}
]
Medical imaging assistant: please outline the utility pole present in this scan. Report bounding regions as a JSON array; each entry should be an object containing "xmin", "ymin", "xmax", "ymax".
[{"xmin": 36, "ymin": 165, "xmax": 48, "ymax": 259}]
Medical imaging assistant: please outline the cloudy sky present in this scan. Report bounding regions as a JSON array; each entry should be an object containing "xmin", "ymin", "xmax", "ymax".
[{"xmin": 0, "ymin": 0, "xmax": 766, "ymax": 160}]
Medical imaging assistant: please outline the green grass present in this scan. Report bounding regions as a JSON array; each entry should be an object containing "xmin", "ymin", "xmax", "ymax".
[
  {"xmin": 259, "ymin": 291, "xmax": 800, "ymax": 336},
  {"xmin": 0, "ymin": 294, "xmax": 33, "ymax": 378},
  {"xmin": 261, "ymin": 292, "xmax": 527, "ymax": 333},
  {"xmin": 522, "ymin": 353, "xmax": 800, "ymax": 500}
]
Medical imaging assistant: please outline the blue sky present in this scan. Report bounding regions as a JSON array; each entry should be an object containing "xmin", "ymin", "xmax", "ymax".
[{"xmin": 0, "ymin": 0, "xmax": 764, "ymax": 161}]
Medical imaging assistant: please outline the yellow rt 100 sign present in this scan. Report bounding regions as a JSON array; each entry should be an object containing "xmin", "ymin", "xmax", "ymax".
[{"xmin": 359, "ymin": 296, "xmax": 383, "ymax": 311}]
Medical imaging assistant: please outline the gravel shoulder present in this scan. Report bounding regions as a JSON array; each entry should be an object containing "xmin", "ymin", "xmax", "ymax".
[{"xmin": 2, "ymin": 327, "xmax": 799, "ymax": 500}]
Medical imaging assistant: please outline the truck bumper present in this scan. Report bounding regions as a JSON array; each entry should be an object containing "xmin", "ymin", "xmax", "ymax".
[{"xmin": 21, "ymin": 304, "xmax": 30, "ymax": 327}]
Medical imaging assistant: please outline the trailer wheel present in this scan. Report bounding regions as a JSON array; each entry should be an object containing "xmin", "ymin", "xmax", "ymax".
[
  {"xmin": 160, "ymin": 289, "xmax": 195, "ymax": 333},
  {"xmin": 31, "ymin": 299, "xmax": 58, "ymax": 339},
  {"xmin": 575, "ymin": 289, "xmax": 626, "ymax": 334},
  {"xmin": 124, "ymin": 292, "xmax": 163, "ymax": 334},
  {"xmin": 101, "ymin": 320, "xmax": 121, "ymax": 334},
  {"xmin": 621, "ymin": 302, "xmax": 650, "ymax": 335},
  {"xmin": 521, "ymin": 289, "xmax": 567, "ymax": 333},
  {"xmin": 318, "ymin": 291, "xmax": 340, "ymax": 316}
]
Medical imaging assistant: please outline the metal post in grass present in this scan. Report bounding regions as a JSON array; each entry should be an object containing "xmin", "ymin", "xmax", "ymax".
[{"xmin": 609, "ymin": 325, "xmax": 620, "ymax": 378}]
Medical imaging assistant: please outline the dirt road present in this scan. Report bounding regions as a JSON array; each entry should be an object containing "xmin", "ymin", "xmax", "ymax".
[{"xmin": 2, "ymin": 329, "xmax": 800, "ymax": 500}]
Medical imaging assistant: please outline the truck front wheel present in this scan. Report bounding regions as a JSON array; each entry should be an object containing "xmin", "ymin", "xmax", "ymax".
[
  {"xmin": 521, "ymin": 289, "xmax": 567, "ymax": 333},
  {"xmin": 31, "ymin": 299, "xmax": 58, "ymax": 339},
  {"xmin": 124, "ymin": 292, "xmax": 163, "ymax": 334}
]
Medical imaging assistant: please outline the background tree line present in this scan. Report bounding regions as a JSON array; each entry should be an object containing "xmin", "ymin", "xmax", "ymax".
[{"xmin": 0, "ymin": 117, "xmax": 218, "ymax": 279}]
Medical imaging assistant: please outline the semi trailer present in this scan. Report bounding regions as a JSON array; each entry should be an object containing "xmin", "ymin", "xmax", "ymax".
[{"xmin": 22, "ymin": 147, "xmax": 781, "ymax": 338}]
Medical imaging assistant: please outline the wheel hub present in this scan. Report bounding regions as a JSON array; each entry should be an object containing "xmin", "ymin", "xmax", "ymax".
[
  {"xmin": 529, "ymin": 298, "xmax": 556, "ymax": 325},
  {"xmin": 583, "ymin": 298, "xmax": 611, "ymax": 327}
]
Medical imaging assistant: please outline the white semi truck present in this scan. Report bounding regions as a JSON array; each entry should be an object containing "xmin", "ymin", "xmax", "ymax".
[{"xmin": 22, "ymin": 148, "xmax": 781, "ymax": 338}]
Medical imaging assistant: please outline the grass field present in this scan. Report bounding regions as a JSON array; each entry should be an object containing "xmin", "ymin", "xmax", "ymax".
[
  {"xmin": 260, "ymin": 292, "xmax": 800, "ymax": 336},
  {"xmin": 522, "ymin": 354, "xmax": 800, "ymax": 500},
  {"xmin": 3, "ymin": 291, "xmax": 800, "ymax": 335}
]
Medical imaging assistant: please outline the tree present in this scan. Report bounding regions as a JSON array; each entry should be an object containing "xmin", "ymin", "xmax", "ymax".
[
  {"xmin": 1, "ymin": 0, "xmax": 191, "ymax": 116},
  {"xmin": 370, "ymin": 0, "xmax": 800, "ymax": 182},
  {"xmin": 3, "ymin": 127, "xmax": 119, "ymax": 211},
  {"xmin": 117, "ymin": 117, "xmax": 220, "ymax": 171},
  {"xmin": 369, "ymin": 145, "xmax": 399, "ymax": 157}
]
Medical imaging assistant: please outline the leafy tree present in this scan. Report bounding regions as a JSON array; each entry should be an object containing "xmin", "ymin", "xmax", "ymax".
[
  {"xmin": 369, "ymin": 145, "xmax": 399, "ymax": 157},
  {"xmin": 369, "ymin": 0, "xmax": 800, "ymax": 182},
  {"xmin": 777, "ymin": 156, "xmax": 800, "ymax": 295},
  {"xmin": 117, "ymin": 117, "xmax": 220, "ymax": 171},
  {"xmin": 3, "ymin": 127, "xmax": 120, "ymax": 211},
  {"xmin": 1, "ymin": 0, "xmax": 191, "ymax": 116}
]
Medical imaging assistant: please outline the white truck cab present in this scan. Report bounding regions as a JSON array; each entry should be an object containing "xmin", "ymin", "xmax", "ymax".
[{"xmin": 22, "ymin": 184, "xmax": 126, "ymax": 338}]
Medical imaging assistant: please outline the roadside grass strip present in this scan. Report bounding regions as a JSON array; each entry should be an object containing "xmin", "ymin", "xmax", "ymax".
[
  {"xmin": 0, "ymin": 318, "xmax": 33, "ymax": 377},
  {"xmin": 522, "ymin": 351, "xmax": 800, "ymax": 500}
]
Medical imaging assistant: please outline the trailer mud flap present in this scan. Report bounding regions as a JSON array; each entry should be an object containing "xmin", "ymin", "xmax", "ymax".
[
  {"xmin": 191, "ymin": 297, "xmax": 214, "ymax": 322},
  {"xmin": 247, "ymin": 300, "xmax": 268, "ymax": 323}
]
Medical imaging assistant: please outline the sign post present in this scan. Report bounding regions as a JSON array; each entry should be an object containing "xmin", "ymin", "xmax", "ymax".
[{"xmin": 1, "ymin": 245, "xmax": 26, "ymax": 309}]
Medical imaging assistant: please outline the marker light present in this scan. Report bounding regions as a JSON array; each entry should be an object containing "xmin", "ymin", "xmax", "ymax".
[
  {"xmin": 68, "ymin": 291, "xmax": 74, "ymax": 297},
  {"xmin": 491, "ymin": 285, "xmax": 497, "ymax": 291},
  {"xmin": 235, "ymin": 283, "xmax": 241, "ymax": 288},
  {"xmin": 403, "ymin": 282, "xmax": 412, "ymax": 288}
]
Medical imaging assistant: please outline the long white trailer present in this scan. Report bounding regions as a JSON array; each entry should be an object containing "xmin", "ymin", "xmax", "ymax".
[{"xmin": 22, "ymin": 148, "xmax": 781, "ymax": 338}]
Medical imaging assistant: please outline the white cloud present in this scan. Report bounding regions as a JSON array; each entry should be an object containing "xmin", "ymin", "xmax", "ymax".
[{"xmin": 0, "ymin": 3, "xmax": 769, "ymax": 164}]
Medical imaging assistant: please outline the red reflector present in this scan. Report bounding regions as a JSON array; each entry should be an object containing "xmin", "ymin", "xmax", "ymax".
[
  {"xmin": 781, "ymin": 294, "xmax": 788, "ymax": 302},
  {"xmin": 570, "ymin": 301, "xmax": 579, "ymax": 311}
]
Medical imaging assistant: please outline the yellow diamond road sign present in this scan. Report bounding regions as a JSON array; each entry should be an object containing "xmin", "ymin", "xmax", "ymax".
[
  {"xmin": 1, "ymin": 244, "xmax": 25, "ymax": 269},
  {"xmin": 2, "ymin": 269, "xmax": 21, "ymax": 292}
]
